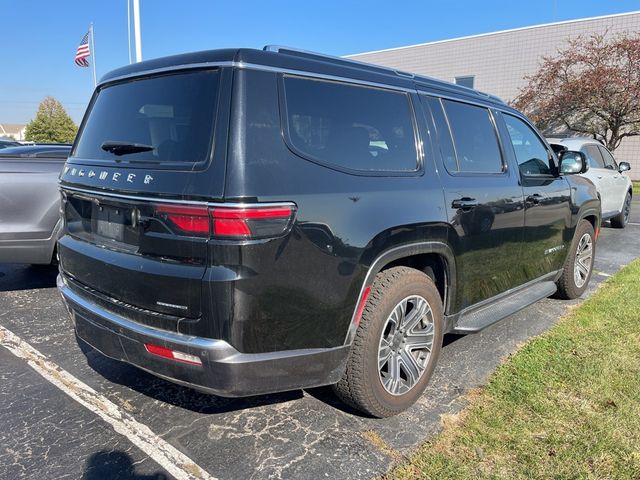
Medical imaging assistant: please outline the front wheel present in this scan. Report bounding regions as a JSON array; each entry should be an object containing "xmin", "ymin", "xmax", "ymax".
[
  {"xmin": 610, "ymin": 192, "xmax": 632, "ymax": 229},
  {"xmin": 333, "ymin": 267, "xmax": 443, "ymax": 418},
  {"xmin": 555, "ymin": 220, "xmax": 595, "ymax": 299}
]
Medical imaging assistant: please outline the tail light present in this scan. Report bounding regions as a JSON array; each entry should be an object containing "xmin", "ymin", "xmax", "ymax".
[{"xmin": 154, "ymin": 203, "xmax": 296, "ymax": 239}]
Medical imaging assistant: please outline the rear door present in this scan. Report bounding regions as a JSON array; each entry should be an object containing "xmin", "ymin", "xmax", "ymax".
[
  {"xmin": 421, "ymin": 96, "xmax": 526, "ymax": 311},
  {"xmin": 581, "ymin": 144, "xmax": 616, "ymax": 214},
  {"xmin": 499, "ymin": 113, "xmax": 570, "ymax": 280},
  {"xmin": 59, "ymin": 68, "xmax": 230, "ymax": 319},
  {"xmin": 599, "ymin": 146, "xmax": 628, "ymax": 212}
]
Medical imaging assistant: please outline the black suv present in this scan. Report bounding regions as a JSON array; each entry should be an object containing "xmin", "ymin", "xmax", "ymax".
[{"xmin": 58, "ymin": 47, "xmax": 600, "ymax": 417}]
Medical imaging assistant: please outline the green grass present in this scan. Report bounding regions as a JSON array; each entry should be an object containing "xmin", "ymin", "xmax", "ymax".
[
  {"xmin": 633, "ymin": 180, "xmax": 640, "ymax": 191},
  {"xmin": 387, "ymin": 260, "xmax": 640, "ymax": 480}
]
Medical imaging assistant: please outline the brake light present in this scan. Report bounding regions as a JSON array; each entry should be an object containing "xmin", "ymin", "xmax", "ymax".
[
  {"xmin": 155, "ymin": 204, "xmax": 209, "ymax": 234},
  {"xmin": 211, "ymin": 206, "xmax": 294, "ymax": 238},
  {"xmin": 154, "ymin": 203, "xmax": 295, "ymax": 239},
  {"xmin": 144, "ymin": 343, "xmax": 202, "ymax": 366}
]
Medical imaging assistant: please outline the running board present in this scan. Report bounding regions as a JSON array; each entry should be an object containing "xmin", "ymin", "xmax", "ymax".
[{"xmin": 452, "ymin": 281, "xmax": 557, "ymax": 333}]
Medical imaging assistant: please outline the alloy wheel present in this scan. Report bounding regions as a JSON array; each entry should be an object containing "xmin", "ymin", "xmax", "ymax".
[{"xmin": 574, "ymin": 233, "xmax": 593, "ymax": 288}]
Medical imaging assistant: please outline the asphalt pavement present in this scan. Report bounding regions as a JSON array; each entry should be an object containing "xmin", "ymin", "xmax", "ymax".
[{"xmin": 1, "ymin": 198, "xmax": 639, "ymax": 480}]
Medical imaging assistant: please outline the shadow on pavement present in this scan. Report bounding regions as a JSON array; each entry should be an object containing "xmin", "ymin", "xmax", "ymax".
[
  {"xmin": 81, "ymin": 339, "xmax": 306, "ymax": 415},
  {"xmin": 0, "ymin": 264, "xmax": 58, "ymax": 292},
  {"xmin": 83, "ymin": 451, "xmax": 168, "ymax": 480}
]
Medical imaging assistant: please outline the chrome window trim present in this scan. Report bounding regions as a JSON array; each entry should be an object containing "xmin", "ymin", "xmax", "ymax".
[{"xmin": 61, "ymin": 185, "xmax": 296, "ymax": 209}]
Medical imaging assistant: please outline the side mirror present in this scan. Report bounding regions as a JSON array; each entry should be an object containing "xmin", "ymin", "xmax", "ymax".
[
  {"xmin": 619, "ymin": 161, "xmax": 631, "ymax": 172},
  {"xmin": 559, "ymin": 150, "xmax": 587, "ymax": 175}
]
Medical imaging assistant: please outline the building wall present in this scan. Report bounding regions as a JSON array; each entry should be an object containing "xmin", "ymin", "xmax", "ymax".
[{"xmin": 349, "ymin": 12, "xmax": 640, "ymax": 179}]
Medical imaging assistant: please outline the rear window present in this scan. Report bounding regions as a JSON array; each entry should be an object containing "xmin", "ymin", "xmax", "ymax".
[
  {"xmin": 72, "ymin": 70, "xmax": 219, "ymax": 166},
  {"xmin": 281, "ymin": 76, "xmax": 418, "ymax": 173}
]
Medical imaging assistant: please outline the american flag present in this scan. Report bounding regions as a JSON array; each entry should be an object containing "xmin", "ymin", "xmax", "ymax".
[{"xmin": 75, "ymin": 31, "xmax": 90, "ymax": 67}]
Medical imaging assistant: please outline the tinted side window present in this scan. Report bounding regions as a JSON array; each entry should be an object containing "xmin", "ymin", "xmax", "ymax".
[
  {"xmin": 282, "ymin": 76, "xmax": 418, "ymax": 172},
  {"xmin": 598, "ymin": 146, "xmax": 618, "ymax": 169},
  {"xmin": 582, "ymin": 145, "xmax": 605, "ymax": 168},
  {"xmin": 442, "ymin": 100, "xmax": 503, "ymax": 173},
  {"xmin": 503, "ymin": 114, "xmax": 552, "ymax": 176}
]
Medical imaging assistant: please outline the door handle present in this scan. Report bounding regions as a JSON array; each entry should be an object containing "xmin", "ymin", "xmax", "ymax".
[
  {"xmin": 452, "ymin": 197, "xmax": 478, "ymax": 210},
  {"xmin": 527, "ymin": 193, "xmax": 543, "ymax": 205},
  {"xmin": 597, "ymin": 175, "xmax": 603, "ymax": 179}
]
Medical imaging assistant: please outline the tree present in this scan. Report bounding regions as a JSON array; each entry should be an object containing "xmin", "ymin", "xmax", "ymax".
[
  {"xmin": 25, "ymin": 96, "xmax": 78, "ymax": 143},
  {"xmin": 513, "ymin": 32, "xmax": 640, "ymax": 151}
]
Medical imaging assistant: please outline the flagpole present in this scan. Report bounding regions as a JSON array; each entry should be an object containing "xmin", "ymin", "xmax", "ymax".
[
  {"xmin": 127, "ymin": 0, "xmax": 132, "ymax": 64},
  {"xmin": 133, "ymin": 0, "xmax": 142, "ymax": 62},
  {"xmin": 89, "ymin": 23, "xmax": 97, "ymax": 88}
]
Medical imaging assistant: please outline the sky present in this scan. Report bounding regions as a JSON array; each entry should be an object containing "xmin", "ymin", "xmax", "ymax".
[{"xmin": 1, "ymin": 0, "xmax": 639, "ymax": 124}]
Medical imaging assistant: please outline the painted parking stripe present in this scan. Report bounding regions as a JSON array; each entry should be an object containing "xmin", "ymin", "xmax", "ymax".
[{"xmin": 0, "ymin": 324, "xmax": 215, "ymax": 480}]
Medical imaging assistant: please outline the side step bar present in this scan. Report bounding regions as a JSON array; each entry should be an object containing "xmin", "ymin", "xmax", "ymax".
[{"xmin": 452, "ymin": 281, "xmax": 557, "ymax": 333}]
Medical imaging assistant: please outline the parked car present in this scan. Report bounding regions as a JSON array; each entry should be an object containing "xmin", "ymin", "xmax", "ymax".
[
  {"xmin": 0, "ymin": 139, "xmax": 21, "ymax": 149},
  {"xmin": 549, "ymin": 138, "xmax": 632, "ymax": 228},
  {"xmin": 0, "ymin": 145, "xmax": 71, "ymax": 264},
  {"xmin": 57, "ymin": 47, "xmax": 600, "ymax": 417}
]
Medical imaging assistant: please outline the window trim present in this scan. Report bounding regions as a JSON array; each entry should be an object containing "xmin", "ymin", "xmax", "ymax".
[
  {"xmin": 439, "ymin": 97, "xmax": 508, "ymax": 177},
  {"xmin": 278, "ymin": 73, "xmax": 423, "ymax": 177},
  {"xmin": 501, "ymin": 112, "xmax": 557, "ymax": 179},
  {"xmin": 69, "ymin": 68, "xmax": 222, "ymax": 172}
]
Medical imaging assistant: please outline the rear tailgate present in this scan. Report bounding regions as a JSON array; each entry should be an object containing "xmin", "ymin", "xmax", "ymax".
[
  {"xmin": 60, "ymin": 190, "xmax": 208, "ymax": 318},
  {"xmin": 58, "ymin": 67, "xmax": 231, "ymax": 319}
]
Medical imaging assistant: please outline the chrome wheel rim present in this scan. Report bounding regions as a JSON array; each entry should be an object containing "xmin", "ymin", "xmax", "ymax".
[
  {"xmin": 574, "ymin": 233, "xmax": 593, "ymax": 288},
  {"xmin": 378, "ymin": 295, "xmax": 434, "ymax": 396},
  {"xmin": 623, "ymin": 194, "xmax": 631, "ymax": 224}
]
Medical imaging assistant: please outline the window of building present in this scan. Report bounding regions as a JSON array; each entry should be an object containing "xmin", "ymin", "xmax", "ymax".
[
  {"xmin": 582, "ymin": 145, "xmax": 605, "ymax": 169},
  {"xmin": 282, "ymin": 76, "xmax": 418, "ymax": 173},
  {"xmin": 503, "ymin": 114, "xmax": 552, "ymax": 176},
  {"xmin": 441, "ymin": 99, "xmax": 503, "ymax": 173},
  {"xmin": 454, "ymin": 76, "xmax": 475, "ymax": 89}
]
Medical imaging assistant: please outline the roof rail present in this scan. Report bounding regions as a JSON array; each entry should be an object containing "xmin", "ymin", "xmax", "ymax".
[{"xmin": 263, "ymin": 44, "xmax": 415, "ymax": 79}]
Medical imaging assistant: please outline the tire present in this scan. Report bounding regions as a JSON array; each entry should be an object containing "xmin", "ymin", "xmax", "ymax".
[
  {"xmin": 610, "ymin": 191, "xmax": 632, "ymax": 229},
  {"xmin": 333, "ymin": 267, "xmax": 443, "ymax": 418},
  {"xmin": 555, "ymin": 220, "xmax": 595, "ymax": 299}
]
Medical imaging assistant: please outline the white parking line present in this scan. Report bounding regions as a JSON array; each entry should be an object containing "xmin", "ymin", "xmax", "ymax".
[
  {"xmin": 0, "ymin": 324, "xmax": 215, "ymax": 480},
  {"xmin": 627, "ymin": 222, "xmax": 640, "ymax": 226}
]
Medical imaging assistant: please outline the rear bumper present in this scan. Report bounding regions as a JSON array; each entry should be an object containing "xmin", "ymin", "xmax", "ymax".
[{"xmin": 57, "ymin": 274, "xmax": 349, "ymax": 397}]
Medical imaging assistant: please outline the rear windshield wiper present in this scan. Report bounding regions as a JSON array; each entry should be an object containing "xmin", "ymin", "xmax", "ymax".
[{"xmin": 101, "ymin": 141, "xmax": 154, "ymax": 156}]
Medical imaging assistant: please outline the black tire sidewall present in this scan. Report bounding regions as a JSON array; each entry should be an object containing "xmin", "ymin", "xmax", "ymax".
[{"xmin": 362, "ymin": 271, "xmax": 443, "ymax": 415}]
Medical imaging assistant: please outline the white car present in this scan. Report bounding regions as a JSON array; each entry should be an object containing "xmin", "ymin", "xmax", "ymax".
[{"xmin": 549, "ymin": 137, "xmax": 633, "ymax": 228}]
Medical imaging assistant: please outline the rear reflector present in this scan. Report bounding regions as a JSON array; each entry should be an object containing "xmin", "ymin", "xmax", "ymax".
[
  {"xmin": 154, "ymin": 203, "xmax": 295, "ymax": 239},
  {"xmin": 144, "ymin": 343, "xmax": 202, "ymax": 366},
  {"xmin": 353, "ymin": 286, "xmax": 372, "ymax": 328}
]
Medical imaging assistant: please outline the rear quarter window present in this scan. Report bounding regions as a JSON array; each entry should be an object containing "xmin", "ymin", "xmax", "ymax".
[
  {"xmin": 72, "ymin": 70, "xmax": 220, "ymax": 167},
  {"xmin": 281, "ymin": 76, "xmax": 419, "ymax": 174}
]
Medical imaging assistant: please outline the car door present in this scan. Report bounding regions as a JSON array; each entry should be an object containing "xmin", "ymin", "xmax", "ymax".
[
  {"xmin": 421, "ymin": 96, "xmax": 526, "ymax": 312},
  {"xmin": 598, "ymin": 145, "xmax": 628, "ymax": 214},
  {"xmin": 582, "ymin": 144, "xmax": 616, "ymax": 215},
  {"xmin": 498, "ymin": 113, "xmax": 571, "ymax": 281}
]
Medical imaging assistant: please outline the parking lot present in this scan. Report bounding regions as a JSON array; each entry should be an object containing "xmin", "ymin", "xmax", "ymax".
[{"xmin": 1, "ymin": 198, "xmax": 639, "ymax": 480}]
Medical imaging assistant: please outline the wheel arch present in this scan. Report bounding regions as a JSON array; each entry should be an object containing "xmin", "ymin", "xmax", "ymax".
[{"xmin": 344, "ymin": 242, "xmax": 456, "ymax": 345}]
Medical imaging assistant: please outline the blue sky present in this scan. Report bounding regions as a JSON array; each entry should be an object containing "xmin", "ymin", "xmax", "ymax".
[{"xmin": 2, "ymin": 0, "xmax": 639, "ymax": 124}]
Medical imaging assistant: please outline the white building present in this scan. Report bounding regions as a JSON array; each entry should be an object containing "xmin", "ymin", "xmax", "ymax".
[
  {"xmin": 0, "ymin": 124, "xmax": 27, "ymax": 141},
  {"xmin": 348, "ymin": 11, "xmax": 640, "ymax": 179}
]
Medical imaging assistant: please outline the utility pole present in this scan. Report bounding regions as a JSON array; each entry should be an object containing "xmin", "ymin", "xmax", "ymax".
[{"xmin": 133, "ymin": 0, "xmax": 142, "ymax": 62}]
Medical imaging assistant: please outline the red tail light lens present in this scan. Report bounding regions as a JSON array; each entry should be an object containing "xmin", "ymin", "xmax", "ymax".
[
  {"xmin": 154, "ymin": 203, "xmax": 295, "ymax": 239},
  {"xmin": 144, "ymin": 343, "xmax": 202, "ymax": 366},
  {"xmin": 211, "ymin": 206, "xmax": 294, "ymax": 239},
  {"xmin": 155, "ymin": 204, "xmax": 209, "ymax": 235}
]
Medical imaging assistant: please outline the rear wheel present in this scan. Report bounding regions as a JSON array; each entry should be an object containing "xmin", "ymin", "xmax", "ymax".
[
  {"xmin": 334, "ymin": 267, "xmax": 443, "ymax": 418},
  {"xmin": 610, "ymin": 192, "xmax": 632, "ymax": 229},
  {"xmin": 555, "ymin": 220, "xmax": 595, "ymax": 299}
]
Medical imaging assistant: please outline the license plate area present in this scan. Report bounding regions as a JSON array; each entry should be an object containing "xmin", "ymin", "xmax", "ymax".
[{"xmin": 94, "ymin": 204, "xmax": 127, "ymax": 242}]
